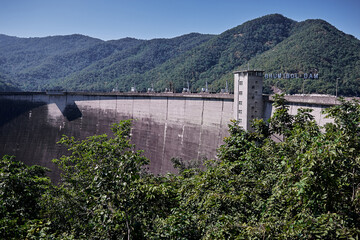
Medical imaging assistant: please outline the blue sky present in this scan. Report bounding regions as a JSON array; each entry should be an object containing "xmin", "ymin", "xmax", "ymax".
[{"xmin": 1, "ymin": 0, "xmax": 359, "ymax": 40}]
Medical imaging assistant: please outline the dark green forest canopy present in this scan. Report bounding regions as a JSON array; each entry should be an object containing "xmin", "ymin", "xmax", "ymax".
[
  {"xmin": 0, "ymin": 14, "xmax": 359, "ymax": 95},
  {"xmin": 1, "ymin": 96, "xmax": 360, "ymax": 239}
]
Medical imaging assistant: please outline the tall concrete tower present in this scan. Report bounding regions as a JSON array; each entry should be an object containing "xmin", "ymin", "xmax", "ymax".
[{"xmin": 233, "ymin": 70, "xmax": 264, "ymax": 131}]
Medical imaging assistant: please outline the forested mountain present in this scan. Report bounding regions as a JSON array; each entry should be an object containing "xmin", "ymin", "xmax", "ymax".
[
  {"xmin": 0, "ymin": 14, "xmax": 359, "ymax": 95},
  {"xmin": 0, "ymin": 34, "xmax": 103, "ymax": 90},
  {"xmin": 0, "ymin": 73, "xmax": 19, "ymax": 91},
  {"xmin": 241, "ymin": 19, "xmax": 360, "ymax": 96},
  {"xmin": 56, "ymin": 33, "xmax": 214, "ymax": 91},
  {"xmin": 144, "ymin": 14, "xmax": 295, "ymax": 92}
]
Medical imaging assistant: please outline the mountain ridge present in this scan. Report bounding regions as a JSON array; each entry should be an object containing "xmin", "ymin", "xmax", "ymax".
[{"xmin": 0, "ymin": 14, "xmax": 359, "ymax": 96}]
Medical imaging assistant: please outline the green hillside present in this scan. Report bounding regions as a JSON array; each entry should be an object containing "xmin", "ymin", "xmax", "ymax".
[
  {"xmin": 0, "ymin": 14, "xmax": 359, "ymax": 95},
  {"xmin": 18, "ymin": 38, "xmax": 145, "ymax": 90},
  {"xmin": 141, "ymin": 14, "xmax": 295, "ymax": 92},
  {"xmin": 0, "ymin": 73, "xmax": 20, "ymax": 92},
  {"xmin": 0, "ymin": 33, "xmax": 213, "ymax": 91},
  {"xmin": 241, "ymin": 19, "xmax": 360, "ymax": 96},
  {"xmin": 55, "ymin": 33, "xmax": 214, "ymax": 91},
  {"xmin": 0, "ymin": 34, "xmax": 104, "ymax": 90}
]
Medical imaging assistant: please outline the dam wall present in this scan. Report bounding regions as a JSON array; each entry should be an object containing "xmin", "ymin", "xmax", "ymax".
[
  {"xmin": 0, "ymin": 92, "xmax": 233, "ymax": 180},
  {"xmin": 264, "ymin": 94, "xmax": 341, "ymax": 127},
  {"xmin": 0, "ymin": 91, "xmax": 350, "ymax": 181}
]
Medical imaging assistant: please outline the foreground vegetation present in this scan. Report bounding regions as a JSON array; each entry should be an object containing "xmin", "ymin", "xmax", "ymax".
[{"xmin": 1, "ymin": 95, "xmax": 360, "ymax": 239}]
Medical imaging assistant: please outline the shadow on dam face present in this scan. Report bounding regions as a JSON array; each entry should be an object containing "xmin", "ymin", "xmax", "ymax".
[
  {"xmin": 62, "ymin": 103, "xmax": 82, "ymax": 121},
  {"xmin": 0, "ymin": 98, "xmax": 83, "ymax": 181},
  {"xmin": 0, "ymin": 99, "xmax": 47, "ymax": 127},
  {"xmin": 0, "ymin": 99, "xmax": 65, "ymax": 180},
  {"xmin": 0, "ymin": 98, "xmax": 82, "ymax": 126}
]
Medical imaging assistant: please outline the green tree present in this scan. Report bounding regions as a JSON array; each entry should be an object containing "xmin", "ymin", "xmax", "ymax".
[
  {"xmin": 154, "ymin": 96, "xmax": 360, "ymax": 239},
  {"xmin": 0, "ymin": 155, "xmax": 51, "ymax": 239},
  {"xmin": 43, "ymin": 120, "xmax": 176, "ymax": 239}
]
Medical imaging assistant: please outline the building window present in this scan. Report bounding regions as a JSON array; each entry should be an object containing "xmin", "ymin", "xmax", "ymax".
[
  {"xmin": 239, "ymin": 110, "xmax": 242, "ymax": 114},
  {"xmin": 239, "ymin": 101, "xmax": 242, "ymax": 105},
  {"xmin": 239, "ymin": 118, "xmax": 242, "ymax": 123},
  {"xmin": 252, "ymin": 85, "xmax": 255, "ymax": 89},
  {"xmin": 239, "ymin": 81, "xmax": 243, "ymax": 85},
  {"xmin": 239, "ymin": 91, "xmax": 243, "ymax": 95}
]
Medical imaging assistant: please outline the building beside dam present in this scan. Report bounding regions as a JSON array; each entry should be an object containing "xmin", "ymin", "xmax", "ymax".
[
  {"xmin": 233, "ymin": 70, "xmax": 264, "ymax": 131},
  {"xmin": 0, "ymin": 72, "xmax": 344, "ymax": 181}
]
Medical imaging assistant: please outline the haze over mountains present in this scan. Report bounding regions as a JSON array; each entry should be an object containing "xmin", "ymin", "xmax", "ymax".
[{"xmin": 0, "ymin": 14, "xmax": 359, "ymax": 96}]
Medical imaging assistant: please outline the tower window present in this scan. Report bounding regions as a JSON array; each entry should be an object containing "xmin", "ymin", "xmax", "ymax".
[
  {"xmin": 239, "ymin": 110, "xmax": 242, "ymax": 114},
  {"xmin": 239, "ymin": 101, "xmax": 242, "ymax": 105},
  {"xmin": 239, "ymin": 81, "xmax": 243, "ymax": 85},
  {"xmin": 239, "ymin": 91, "xmax": 243, "ymax": 95}
]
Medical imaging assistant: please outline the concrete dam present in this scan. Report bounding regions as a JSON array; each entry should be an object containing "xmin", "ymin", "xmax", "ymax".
[
  {"xmin": 0, "ymin": 71, "xmax": 344, "ymax": 181},
  {"xmin": 0, "ymin": 92, "xmax": 234, "ymax": 180}
]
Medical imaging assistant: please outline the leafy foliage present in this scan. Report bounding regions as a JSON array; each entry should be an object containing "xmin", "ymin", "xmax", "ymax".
[
  {"xmin": 152, "ymin": 95, "xmax": 360, "ymax": 239},
  {"xmin": 0, "ymin": 155, "xmax": 50, "ymax": 239},
  {"xmin": 42, "ymin": 120, "xmax": 176, "ymax": 239}
]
